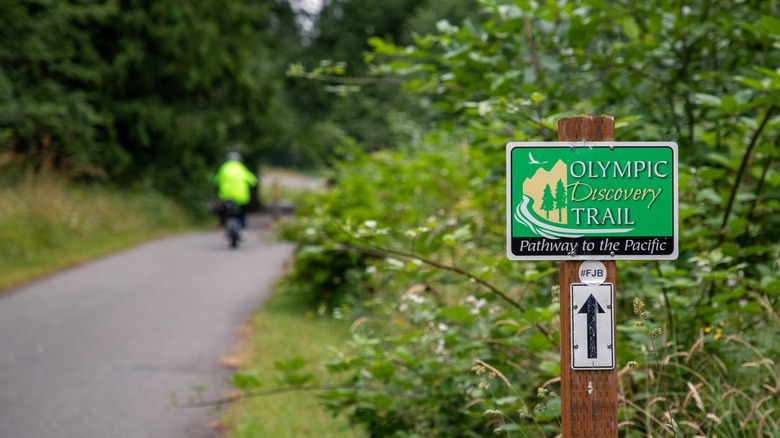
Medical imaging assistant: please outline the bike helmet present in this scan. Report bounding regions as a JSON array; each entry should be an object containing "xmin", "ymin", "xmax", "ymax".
[{"xmin": 227, "ymin": 151, "xmax": 242, "ymax": 162}]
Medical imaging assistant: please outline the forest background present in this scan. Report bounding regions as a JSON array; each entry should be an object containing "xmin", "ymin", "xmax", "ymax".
[{"xmin": 2, "ymin": 0, "xmax": 779, "ymax": 436}]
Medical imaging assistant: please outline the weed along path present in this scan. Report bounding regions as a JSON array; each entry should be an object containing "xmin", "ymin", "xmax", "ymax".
[{"xmin": 0, "ymin": 214, "xmax": 294, "ymax": 437}]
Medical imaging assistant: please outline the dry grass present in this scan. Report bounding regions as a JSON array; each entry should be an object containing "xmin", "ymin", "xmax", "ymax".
[
  {"xmin": 618, "ymin": 331, "xmax": 780, "ymax": 437},
  {"xmin": 0, "ymin": 170, "xmax": 200, "ymax": 291}
]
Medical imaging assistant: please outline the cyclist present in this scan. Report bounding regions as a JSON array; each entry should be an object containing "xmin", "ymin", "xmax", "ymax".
[{"xmin": 213, "ymin": 151, "xmax": 257, "ymax": 233}]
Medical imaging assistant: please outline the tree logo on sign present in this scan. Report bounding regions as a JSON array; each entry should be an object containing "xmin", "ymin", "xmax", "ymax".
[{"xmin": 513, "ymin": 159, "xmax": 635, "ymax": 239}]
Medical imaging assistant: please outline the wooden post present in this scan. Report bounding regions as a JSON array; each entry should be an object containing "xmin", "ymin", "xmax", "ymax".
[{"xmin": 558, "ymin": 116, "xmax": 618, "ymax": 437}]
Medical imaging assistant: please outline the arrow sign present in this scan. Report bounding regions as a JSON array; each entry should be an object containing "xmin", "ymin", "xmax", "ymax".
[
  {"xmin": 578, "ymin": 294, "xmax": 605, "ymax": 358},
  {"xmin": 571, "ymin": 283, "xmax": 615, "ymax": 370}
]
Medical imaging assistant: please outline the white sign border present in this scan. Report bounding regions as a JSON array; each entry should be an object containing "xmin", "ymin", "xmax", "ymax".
[
  {"xmin": 505, "ymin": 141, "xmax": 679, "ymax": 261},
  {"xmin": 571, "ymin": 283, "xmax": 616, "ymax": 370}
]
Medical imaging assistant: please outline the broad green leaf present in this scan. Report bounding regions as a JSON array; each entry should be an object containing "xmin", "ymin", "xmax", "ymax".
[
  {"xmin": 385, "ymin": 258, "xmax": 405, "ymax": 270},
  {"xmin": 760, "ymin": 15, "xmax": 780, "ymax": 35},
  {"xmin": 615, "ymin": 115, "xmax": 641, "ymax": 129},
  {"xmin": 274, "ymin": 357, "xmax": 307, "ymax": 371},
  {"xmin": 721, "ymin": 95, "xmax": 739, "ymax": 113},
  {"xmin": 705, "ymin": 153, "xmax": 735, "ymax": 169},
  {"xmin": 497, "ymin": 423, "xmax": 521, "ymax": 432},
  {"xmin": 440, "ymin": 305, "xmax": 478, "ymax": 323},
  {"xmin": 231, "ymin": 373, "xmax": 262, "ymax": 391},
  {"xmin": 692, "ymin": 93, "xmax": 721, "ymax": 106},
  {"xmin": 736, "ymin": 76, "xmax": 769, "ymax": 91},
  {"xmin": 621, "ymin": 17, "xmax": 640, "ymax": 39},
  {"xmin": 494, "ymin": 395, "xmax": 519, "ymax": 406},
  {"xmin": 539, "ymin": 360, "xmax": 561, "ymax": 376},
  {"xmin": 297, "ymin": 245, "xmax": 324, "ymax": 258},
  {"xmin": 370, "ymin": 361, "xmax": 397, "ymax": 379},
  {"xmin": 527, "ymin": 332, "xmax": 554, "ymax": 352},
  {"xmin": 697, "ymin": 188, "xmax": 723, "ymax": 205},
  {"xmin": 277, "ymin": 372, "xmax": 314, "ymax": 386}
]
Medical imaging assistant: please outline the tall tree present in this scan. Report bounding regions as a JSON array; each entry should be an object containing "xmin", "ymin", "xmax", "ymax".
[
  {"xmin": 541, "ymin": 183, "xmax": 554, "ymax": 219},
  {"xmin": 91, "ymin": 0, "xmax": 300, "ymax": 205},
  {"xmin": 286, "ymin": 0, "xmax": 482, "ymax": 162},
  {"xmin": 0, "ymin": 0, "xmax": 122, "ymax": 175},
  {"xmin": 1, "ymin": 0, "xmax": 305, "ymax": 209},
  {"xmin": 554, "ymin": 178, "xmax": 566, "ymax": 222}
]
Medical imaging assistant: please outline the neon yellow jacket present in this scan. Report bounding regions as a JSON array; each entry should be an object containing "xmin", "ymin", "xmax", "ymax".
[{"xmin": 213, "ymin": 160, "xmax": 257, "ymax": 205}]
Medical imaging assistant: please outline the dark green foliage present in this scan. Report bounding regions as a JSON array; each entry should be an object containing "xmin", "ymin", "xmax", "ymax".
[
  {"xmin": 286, "ymin": 0, "xmax": 480, "ymax": 160},
  {"xmin": 1, "ymin": 0, "xmax": 302, "ymax": 210},
  {"xmin": 310, "ymin": 0, "xmax": 421, "ymax": 72},
  {"xmin": 0, "ymin": 0, "xmax": 124, "ymax": 174},
  {"xmin": 286, "ymin": 245, "xmax": 373, "ymax": 310},
  {"xmin": 273, "ymin": 0, "xmax": 780, "ymax": 436},
  {"xmin": 98, "ymin": 0, "xmax": 306, "ymax": 207}
]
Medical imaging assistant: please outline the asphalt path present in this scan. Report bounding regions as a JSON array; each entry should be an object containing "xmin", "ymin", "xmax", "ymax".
[{"xmin": 0, "ymin": 214, "xmax": 294, "ymax": 437}]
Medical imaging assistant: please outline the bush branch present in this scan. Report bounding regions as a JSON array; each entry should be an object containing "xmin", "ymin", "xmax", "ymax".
[
  {"xmin": 341, "ymin": 242, "xmax": 525, "ymax": 313},
  {"xmin": 174, "ymin": 384, "xmax": 360, "ymax": 409},
  {"xmin": 718, "ymin": 105, "xmax": 776, "ymax": 245},
  {"xmin": 336, "ymin": 242, "xmax": 555, "ymax": 342}
]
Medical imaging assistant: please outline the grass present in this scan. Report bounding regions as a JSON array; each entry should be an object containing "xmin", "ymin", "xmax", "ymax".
[
  {"xmin": 218, "ymin": 167, "xmax": 354, "ymax": 437},
  {"xmin": 0, "ymin": 170, "xmax": 206, "ymax": 291},
  {"xmin": 620, "ymin": 299, "xmax": 780, "ymax": 437},
  {"xmin": 1, "ymin": 165, "xmax": 357, "ymax": 435},
  {"xmin": 220, "ymin": 286, "xmax": 359, "ymax": 438}
]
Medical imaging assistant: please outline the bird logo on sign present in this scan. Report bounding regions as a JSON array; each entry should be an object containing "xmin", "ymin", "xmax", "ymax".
[{"xmin": 528, "ymin": 152, "xmax": 548, "ymax": 165}]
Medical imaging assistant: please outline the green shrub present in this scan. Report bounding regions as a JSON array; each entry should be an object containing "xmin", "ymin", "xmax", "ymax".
[{"xmin": 241, "ymin": 0, "xmax": 780, "ymax": 435}]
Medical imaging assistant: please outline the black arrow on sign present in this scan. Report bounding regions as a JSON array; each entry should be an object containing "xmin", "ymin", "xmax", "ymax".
[{"xmin": 578, "ymin": 294, "xmax": 606, "ymax": 359}]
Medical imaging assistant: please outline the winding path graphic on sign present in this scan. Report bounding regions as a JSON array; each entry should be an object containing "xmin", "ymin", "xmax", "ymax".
[{"xmin": 514, "ymin": 195, "xmax": 633, "ymax": 239}]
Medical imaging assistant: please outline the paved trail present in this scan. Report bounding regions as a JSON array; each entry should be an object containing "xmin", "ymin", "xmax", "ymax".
[{"xmin": 0, "ymin": 214, "xmax": 294, "ymax": 437}]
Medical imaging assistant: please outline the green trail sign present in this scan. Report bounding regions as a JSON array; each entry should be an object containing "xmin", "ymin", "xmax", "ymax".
[{"xmin": 506, "ymin": 142, "xmax": 678, "ymax": 260}]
